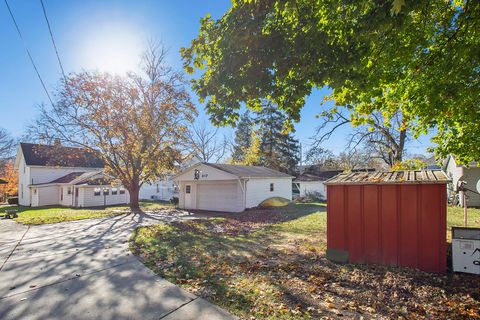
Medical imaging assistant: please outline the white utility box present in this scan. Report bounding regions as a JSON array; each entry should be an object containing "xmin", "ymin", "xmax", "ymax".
[{"xmin": 452, "ymin": 227, "xmax": 480, "ymax": 275}]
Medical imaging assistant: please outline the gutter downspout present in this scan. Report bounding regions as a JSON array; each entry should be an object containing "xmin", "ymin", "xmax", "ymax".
[{"xmin": 239, "ymin": 178, "xmax": 249, "ymax": 211}]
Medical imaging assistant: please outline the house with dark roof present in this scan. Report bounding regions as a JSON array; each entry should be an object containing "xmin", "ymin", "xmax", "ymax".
[
  {"xmin": 173, "ymin": 162, "xmax": 293, "ymax": 212},
  {"xmin": 293, "ymin": 165, "xmax": 376, "ymax": 200},
  {"xmin": 293, "ymin": 169, "xmax": 343, "ymax": 200},
  {"xmin": 14, "ymin": 143, "xmax": 128, "ymax": 207}
]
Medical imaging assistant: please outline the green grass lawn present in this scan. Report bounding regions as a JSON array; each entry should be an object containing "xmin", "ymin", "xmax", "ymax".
[
  {"xmin": 130, "ymin": 203, "xmax": 480, "ymax": 320},
  {"xmin": 0, "ymin": 200, "xmax": 173, "ymax": 225}
]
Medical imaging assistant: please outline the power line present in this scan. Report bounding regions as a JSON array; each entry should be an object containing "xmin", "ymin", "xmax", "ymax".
[
  {"xmin": 39, "ymin": 0, "xmax": 66, "ymax": 81},
  {"xmin": 4, "ymin": 0, "xmax": 54, "ymax": 106}
]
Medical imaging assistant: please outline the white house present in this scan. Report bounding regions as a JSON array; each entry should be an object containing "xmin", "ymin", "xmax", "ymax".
[
  {"xmin": 293, "ymin": 169, "xmax": 343, "ymax": 200},
  {"xmin": 174, "ymin": 163, "xmax": 293, "ymax": 212},
  {"xmin": 15, "ymin": 143, "xmax": 129, "ymax": 207},
  {"xmin": 139, "ymin": 176, "xmax": 177, "ymax": 201},
  {"xmin": 444, "ymin": 154, "xmax": 480, "ymax": 207},
  {"xmin": 139, "ymin": 157, "xmax": 201, "ymax": 201}
]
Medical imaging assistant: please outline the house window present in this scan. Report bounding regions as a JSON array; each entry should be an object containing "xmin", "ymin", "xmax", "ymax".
[
  {"xmin": 23, "ymin": 164, "xmax": 26, "ymax": 174},
  {"xmin": 156, "ymin": 184, "xmax": 160, "ymax": 193},
  {"xmin": 270, "ymin": 183, "xmax": 274, "ymax": 192},
  {"xmin": 103, "ymin": 188, "xmax": 110, "ymax": 196},
  {"xmin": 60, "ymin": 187, "xmax": 63, "ymax": 201},
  {"xmin": 111, "ymin": 188, "xmax": 118, "ymax": 195},
  {"xmin": 67, "ymin": 187, "xmax": 72, "ymax": 195},
  {"xmin": 119, "ymin": 188, "xmax": 126, "ymax": 195},
  {"xmin": 186, "ymin": 185, "xmax": 191, "ymax": 194},
  {"xmin": 94, "ymin": 188, "xmax": 101, "ymax": 196},
  {"xmin": 20, "ymin": 184, "xmax": 23, "ymax": 199},
  {"xmin": 33, "ymin": 188, "xmax": 37, "ymax": 195}
]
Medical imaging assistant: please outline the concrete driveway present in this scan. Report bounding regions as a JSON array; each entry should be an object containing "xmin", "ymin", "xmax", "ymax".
[{"xmin": 0, "ymin": 211, "xmax": 236, "ymax": 320}]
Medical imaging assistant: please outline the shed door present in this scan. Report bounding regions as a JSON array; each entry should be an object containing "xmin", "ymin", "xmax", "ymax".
[{"xmin": 197, "ymin": 183, "xmax": 239, "ymax": 212}]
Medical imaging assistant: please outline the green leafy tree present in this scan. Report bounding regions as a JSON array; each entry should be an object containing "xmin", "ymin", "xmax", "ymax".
[{"xmin": 182, "ymin": 0, "xmax": 480, "ymax": 163}]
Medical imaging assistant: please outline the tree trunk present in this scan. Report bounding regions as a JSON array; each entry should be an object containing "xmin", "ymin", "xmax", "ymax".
[{"xmin": 128, "ymin": 184, "xmax": 140, "ymax": 211}]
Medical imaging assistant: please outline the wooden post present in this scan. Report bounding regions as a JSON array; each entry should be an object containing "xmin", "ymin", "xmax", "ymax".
[{"xmin": 463, "ymin": 192, "xmax": 467, "ymax": 227}]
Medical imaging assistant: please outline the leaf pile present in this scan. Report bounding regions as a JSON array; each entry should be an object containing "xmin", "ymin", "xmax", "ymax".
[{"xmin": 131, "ymin": 205, "xmax": 480, "ymax": 320}]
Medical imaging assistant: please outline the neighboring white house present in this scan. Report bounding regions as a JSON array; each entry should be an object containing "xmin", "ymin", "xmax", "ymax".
[
  {"xmin": 139, "ymin": 176, "xmax": 177, "ymax": 201},
  {"xmin": 293, "ymin": 169, "xmax": 343, "ymax": 200},
  {"xmin": 174, "ymin": 163, "xmax": 293, "ymax": 212},
  {"xmin": 139, "ymin": 157, "xmax": 201, "ymax": 201},
  {"xmin": 444, "ymin": 154, "xmax": 480, "ymax": 207},
  {"xmin": 14, "ymin": 143, "xmax": 129, "ymax": 207}
]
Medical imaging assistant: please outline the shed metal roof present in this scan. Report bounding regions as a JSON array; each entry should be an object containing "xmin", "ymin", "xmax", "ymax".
[
  {"xmin": 204, "ymin": 163, "xmax": 293, "ymax": 178},
  {"xmin": 324, "ymin": 170, "xmax": 450, "ymax": 185}
]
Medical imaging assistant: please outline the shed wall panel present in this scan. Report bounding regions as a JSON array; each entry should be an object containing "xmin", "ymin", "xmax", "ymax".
[
  {"xmin": 363, "ymin": 185, "xmax": 380, "ymax": 263},
  {"xmin": 327, "ymin": 183, "xmax": 447, "ymax": 273},
  {"xmin": 380, "ymin": 185, "xmax": 398, "ymax": 266},
  {"xmin": 327, "ymin": 185, "xmax": 346, "ymax": 249}
]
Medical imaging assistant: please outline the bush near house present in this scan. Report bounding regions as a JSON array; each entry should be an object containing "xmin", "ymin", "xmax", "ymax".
[{"xmin": 131, "ymin": 204, "xmax": 480, "ymax": 320}]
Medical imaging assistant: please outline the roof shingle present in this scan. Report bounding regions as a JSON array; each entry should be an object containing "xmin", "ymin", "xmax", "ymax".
[
  {"xmin": 20, "ymin": 143, "xmax": 104, "ymax": 168},
  {"xmin": 204, "ymin": 163, "xmax": 293, "ymax": 178}
]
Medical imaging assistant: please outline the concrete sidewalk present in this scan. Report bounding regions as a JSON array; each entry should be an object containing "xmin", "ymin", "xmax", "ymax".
[{"xmin": 0, "ymin": 212, "xmax": 236, "ymax": 320}]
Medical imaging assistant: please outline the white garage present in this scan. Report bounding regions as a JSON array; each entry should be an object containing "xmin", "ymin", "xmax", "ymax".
[{"xmin": 174, "ymin": 163, "xmax": 293, "ymax": 212}]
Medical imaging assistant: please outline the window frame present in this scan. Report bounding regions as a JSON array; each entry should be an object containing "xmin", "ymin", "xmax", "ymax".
[
  {"xmin": 270, "ymin": 183, "xmax": 274, "ymax": 192},
  {"xmin": 186, "ymin": 185, "xmax": 191, "ymax": 194},
  {"xmin": 94, "ymin": 188, "xmax": 101, "ymax": 196}
]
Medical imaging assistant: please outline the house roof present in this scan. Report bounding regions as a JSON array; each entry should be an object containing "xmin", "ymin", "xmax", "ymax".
[
  {"xmin": 294, "ymin": 170, "xmax": 343, "ymax": 182},
  {"xmin": 49, "ymin": 172, "xmax": 86, "ymax": 183},
  {"xmin": 325, "ymin": 170, "xmax": 450, "ymax": 185},
  {"xmin": 19, "ymin": 143, "xmax": 104, "ymax": 168},
  {"xmin": 204, "ymin": 163, "xmax": 293, "ymax": 178},
  {"xmin": 30, "ymin": 170, "xmax": 118, "ymax": 187}
]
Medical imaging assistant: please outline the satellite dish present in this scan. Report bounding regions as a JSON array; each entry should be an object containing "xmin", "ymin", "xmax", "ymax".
[{"xmin": 476, "ymin": 179, "xmax": 480, "ymax": 194}]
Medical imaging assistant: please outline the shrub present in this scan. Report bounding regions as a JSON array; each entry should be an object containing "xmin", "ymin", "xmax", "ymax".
[
  {"xmin": 7, "ymin": 197, "xmax": 18, "ymax": 205},
  {"xmin": 170, "ymin": 196, "xmax": 179, "ymax": 205}
]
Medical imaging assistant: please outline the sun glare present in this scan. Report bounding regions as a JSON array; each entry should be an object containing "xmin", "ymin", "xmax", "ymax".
[{"xmin": 75, "ymin": 21, "xmax": 145, "ymax": 75}]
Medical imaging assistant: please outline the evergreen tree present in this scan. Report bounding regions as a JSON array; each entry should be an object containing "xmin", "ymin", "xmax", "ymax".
[
  {"xmin": 231, "ymin": 111, "xmax": 252, "ymax": 163},
  {"xmin": 254, "ymin": 101, "xmax": 300, "ymax": 174}
]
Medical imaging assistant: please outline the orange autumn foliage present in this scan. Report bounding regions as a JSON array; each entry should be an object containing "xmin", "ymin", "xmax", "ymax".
[{"xmin": 1, "ymin": 161, "xmax": 18, "ymax": 196}]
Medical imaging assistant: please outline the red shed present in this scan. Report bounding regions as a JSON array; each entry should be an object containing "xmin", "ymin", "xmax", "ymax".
[{"xmin": 324, "ymin": 170, "xmax": 450, "ymax": 273}]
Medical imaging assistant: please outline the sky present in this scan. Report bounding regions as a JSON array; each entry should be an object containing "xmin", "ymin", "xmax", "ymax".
[{"xmin": 0, "ymin": 0, "xmax": 434, "ymax": 159}]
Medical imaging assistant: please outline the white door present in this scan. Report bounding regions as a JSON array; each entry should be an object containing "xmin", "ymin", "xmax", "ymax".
[
  {"xmin": 184, "ymin": 184, "xmax": 193, "ymax": 209},
  {"xmin": 197, "ymin": 183, "xmax": 240, "ymax": 212}
]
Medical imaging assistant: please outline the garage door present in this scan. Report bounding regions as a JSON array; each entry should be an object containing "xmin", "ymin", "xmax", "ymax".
[{"xmin": 197, "ymin": 182, "xmax": 241, "ymax": 212}]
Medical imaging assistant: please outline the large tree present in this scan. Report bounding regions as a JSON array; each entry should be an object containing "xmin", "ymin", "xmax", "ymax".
[
  {"xmin": 314, "ymin": 109, "xmax": 409, "ymax": 167},
  {"xmin": 231, "ymin": 111, "xmax": 253, "ymax": 163},
  {"xmin": 182, "ymin": 0, "xmax": 480, "ymax": 163},
  {"xmin": 0, "ymin": 128, "xmax": 15, "ymax": 161},
  {"xmin": 30, "ymin": 44, "xmax": 196, "ymax": 209},
  {"xmin": 186, "ymin": 121, "xmax": 228, "ymax": 163},
  {"xmin": 255, "ymin": 101, "xmax": 300, "ymax": 173},
  {"xmin": 230, "ymin": 102, "xmax": 300, "ymax": 173}
]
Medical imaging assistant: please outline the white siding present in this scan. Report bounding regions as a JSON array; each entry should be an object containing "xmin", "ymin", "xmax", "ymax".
[
  {"xmin": 445, "ymin": 155, "xmax": 480, "ymax": 207},
  {"xmin": 17, "ymin": 155, "xmax": 31, "ymax": 206},
  {"xmin": 59, "ymin": 186, "xmax": 74, "ymax": 207},
  {"xmin": 175, "ymin": 164, "xmax": 237, "ymax": 182},
  {"xmin": 36, "ymin": 186, "xmax": 60, "ymax": 206},
  {"xmin": 297, "ymin": 181, "xmax": 327, "ymax": 199},
  {"xmin": 139, "ymin": 180, "xmax": 176, "ymax": 201},
  {"xmin": 460, "ymin": 167, "xmax": 480, "ymax": 207},
  {"xmin": 245, "ymin": 178, "xmax": 293, "ymax": 208},
  {"xmin": 78, "ymin": 186, "xmax": 129, "ymax": 208},
  {"xmin": 29, "ymin": 166, "xmax": 98, "ymax": 185}
]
